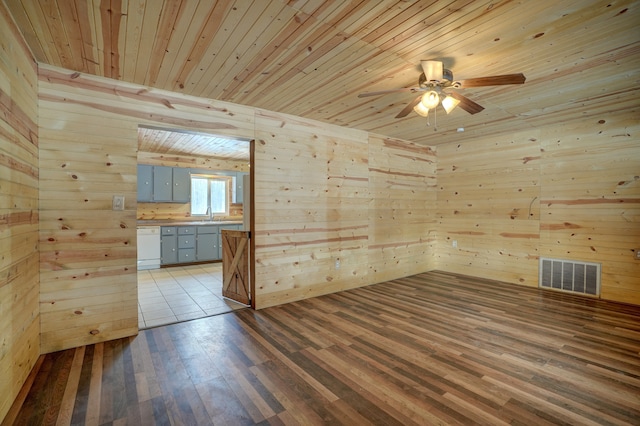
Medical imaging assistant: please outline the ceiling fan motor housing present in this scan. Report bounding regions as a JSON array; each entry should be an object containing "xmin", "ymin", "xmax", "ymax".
[{"xmin": 419, "ymin": 68, "xmax": 454, "ymax": 88}]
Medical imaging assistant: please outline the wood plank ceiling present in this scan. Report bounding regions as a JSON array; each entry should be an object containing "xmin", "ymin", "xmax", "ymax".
[{"xmin": 5, "ymin": 0, "xmax": 640, "ymax": 156}]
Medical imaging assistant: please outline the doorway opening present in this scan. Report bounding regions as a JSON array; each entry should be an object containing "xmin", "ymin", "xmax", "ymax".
[{"xmin": 135, "ymin": 126, "xmax": 252, "ymax": 329}]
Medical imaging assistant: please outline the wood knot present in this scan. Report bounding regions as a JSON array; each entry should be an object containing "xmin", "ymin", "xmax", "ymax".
[
  {"xmin": 89, "ymin": 329, "xmax": 100, "ymax": 335},
  {"xmin": 74, "ymin": 310, "xmax": 83, "ymax": 315}
]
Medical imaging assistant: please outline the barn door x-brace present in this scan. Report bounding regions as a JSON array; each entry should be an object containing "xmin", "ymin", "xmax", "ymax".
[{"xmin": 221, "ymin": 230, "xmax": 250, "ymax": 305}]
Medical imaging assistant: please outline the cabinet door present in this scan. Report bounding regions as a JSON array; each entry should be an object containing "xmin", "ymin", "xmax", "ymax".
[
  {"xmin": 235, "ymin": 172, "xmax": 247, "ymax": 204},
  {"xmin": 137, "ymin": 165, "xmax": 153, "ymax": 202},
  {"xmin": 172, "ymin": 167, "xmax": 191, "ymax": 202},
  {"xmin": 196, "ymin": 233, "xmax": 218, "ymax": 261},
  {"xmin": 153, "ymin": 166, "xmax": 172, "ymax": 201},
  {"xmin": 178, "ymin": 235, "xmax": 195, "ymax": 249},
  {"xmin": 161, "ymin": 234, "xmax": 178, "ymax": 265},
  {"xmin": 178, "ymin": 248, "xmax": 196, "ymax": 263},
  {"xmin": 178, "ymin": 226, "xmax": 195, "ymax": 235}
]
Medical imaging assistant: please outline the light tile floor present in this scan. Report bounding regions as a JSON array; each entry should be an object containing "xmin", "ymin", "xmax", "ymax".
[{"xmin": 138, "ymin": 263, "xmax": 247, "ymax": 329}]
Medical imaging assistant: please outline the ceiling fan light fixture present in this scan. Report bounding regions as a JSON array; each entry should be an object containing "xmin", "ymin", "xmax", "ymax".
[
  {"xmin": 421, "ymin": 60, "xmax": 443, "ymax": 82},
  {"xmin": 421, "ymin": 90, "xmax": 440, "ymax": 109},
  {"xmin": 442, "ymin": 95, "xmax": 460, "ymax": 114},
  {"xmin": 413, "ymin": 102, "xmax": 430, "ymax": 117}
]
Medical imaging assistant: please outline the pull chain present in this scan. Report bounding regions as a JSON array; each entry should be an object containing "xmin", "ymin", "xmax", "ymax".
[{"xmin": 433, "ymin": 105, "xmax": 438, "ymax": 131}]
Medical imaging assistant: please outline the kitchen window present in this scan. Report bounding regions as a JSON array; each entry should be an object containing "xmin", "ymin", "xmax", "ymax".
[{"xmin": 190, "ymin": 175, "xmax": 229, "ymax": 217}]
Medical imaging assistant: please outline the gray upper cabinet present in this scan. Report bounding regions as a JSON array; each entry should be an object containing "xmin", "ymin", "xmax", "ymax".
[
  {"xmin": 137, "ymin": 164, "xmax": 153, "ymax": 202},
  {"xmin": 235, "ymin": 172, "xmax": 247, "ymax": 204},
  {"xmin": 153, "ymin": 166, "xmax": 173, "ymax": 201},
  {"xmin": 172, "ymin": 167, "xmax": 191, "ymax": 202},
  {"xmin": 138, "ymin": 165, "xmax": 191, "ymax": 203}
]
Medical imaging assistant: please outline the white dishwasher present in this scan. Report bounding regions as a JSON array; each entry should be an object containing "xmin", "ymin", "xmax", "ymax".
[{"xmin": 137, "ymin": 226, "xmax": 161, "ymax": 270}]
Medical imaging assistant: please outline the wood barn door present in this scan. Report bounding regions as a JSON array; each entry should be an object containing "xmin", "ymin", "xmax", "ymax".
[{"xmin": 221, "ymin": 229, "xmax": 250, "ymax": 305}]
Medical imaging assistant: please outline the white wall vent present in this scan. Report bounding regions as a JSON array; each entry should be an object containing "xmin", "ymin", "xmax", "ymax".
[{"xmin": 539, "ymin": 258, "xmax": 601, "ymax": 297}]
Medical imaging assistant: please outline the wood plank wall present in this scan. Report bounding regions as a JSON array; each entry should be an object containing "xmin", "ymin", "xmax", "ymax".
[
  {"xmin": 38, "ymin": 80, "xmax": 140, "ymax": 353},
  {"xmin": 437, "ymin": 130, "xmax": 542, "ymax": 285},
  {"xmin": 36, "ymin": 64, "xmax": 433, "ymax": 350},
  {"xmin": 136, "ymin": 151, "xmax": 248, "ymax": 221},
  {"xmin": 368, "ymin": 134, "xmax": 438, "ymax": 283},
  {"xmin": 437, "ymin": 107, "xmax": 640, "ymax": 305},
  {"xmin": 37, "ymin": 65, "xmax": 255, "ymax": 354},
  {"xmin": 0, "ymin": 3, "xmax": 39, "ymax": 422},
  {"xmin": 252, "ymin": 112, "xmax": 372, "ymax": 307},
  {"xmin": 538, "ymin": 113, "xmax": 640, "ymax": 303},
  {"xmin": 248, "ymin": 112, "xmax": 439, "ymax": 308}
]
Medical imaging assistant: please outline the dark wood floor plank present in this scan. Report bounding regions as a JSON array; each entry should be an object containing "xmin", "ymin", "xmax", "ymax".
[
  {"xmin": 195, "ymin": 376, "xmax": 254, "ymax": 425},
  {"xmin": 56, "ymin": 346, "xmax": 85, "ymax": 425},
  {"xmin": 84, "ymin": 342, "xmax": 103, "ymax": 425},
  {"xmin": 6, "ymin": 271, "xmax": 640, "ymax": 425},
  {"xmin": 70, "ymin": 344, "xmax": 94, "ymax": 424}
]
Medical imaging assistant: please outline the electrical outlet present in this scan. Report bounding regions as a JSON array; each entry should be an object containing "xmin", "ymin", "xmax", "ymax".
[
  {"xmin": 452, "ymin": 240, "xmax": 458, "ymax": 248},
  {"xmin": 112, "ymin": 195, "xmax": 124, "ymax": 211},
  {"xmin": 335, "ymin": 259, "xmax": 340, "ymax": 269}
]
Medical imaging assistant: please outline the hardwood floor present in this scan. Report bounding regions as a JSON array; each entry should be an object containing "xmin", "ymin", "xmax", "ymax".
[{"xmin": 5, "ymin": 271, "xmax": 640, "ymax": 425}]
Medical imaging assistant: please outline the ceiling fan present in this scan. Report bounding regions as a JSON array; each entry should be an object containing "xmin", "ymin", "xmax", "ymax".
[{"xmin": 358, "ymin": 60, "xmax": 526, "ymax": 119}]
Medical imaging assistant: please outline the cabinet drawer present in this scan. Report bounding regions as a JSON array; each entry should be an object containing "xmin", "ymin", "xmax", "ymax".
[
  {"xmin": 178, "ymin": 235, "xmax": 195, "ymax": 248},
  {"xmin": 161, "ymin": 227, "xmax": 176, "ymax": 236},
  {"xmin": 178, "ymin": 249, "xmax": 196, "ymax": 262},
  {"xmin": 197, "ymin": 225, "xmax": 218, "ymax": 234},
  {"xmin": 178, "ymin": 226, "xmax": 195, "ymax": 235}
]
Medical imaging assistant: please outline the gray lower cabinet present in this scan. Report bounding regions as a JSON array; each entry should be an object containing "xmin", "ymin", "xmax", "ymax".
[
  {"xmin": 177, "ymin": 227, "xmax": 195, "ymax": 263},
  {"xmin": 160, "ymin": 227, "xmax": 178, "ymax": 265},
  {"xmin": 196, "ymin": 225, "xmax": 218, "ymax": 261},
  {"xmin": 161, "ymin": 224, "xmax": 240, "ymax": 265}
]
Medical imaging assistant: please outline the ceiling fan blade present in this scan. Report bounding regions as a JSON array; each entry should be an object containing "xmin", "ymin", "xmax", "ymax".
[
  {"xmin": 448, "ymin": 92, "xmax": 484, "ymax": 115},
  {"xmin": 358, "ymin": 87, "xmax": 421, "ymax": 98},
  {"xmin": 458, "ymin": 73, "xmax": 526, "ymax": 88},
  {"xmin": 395, "ymin": 96, "xmax": 422, "ymax": 118}
]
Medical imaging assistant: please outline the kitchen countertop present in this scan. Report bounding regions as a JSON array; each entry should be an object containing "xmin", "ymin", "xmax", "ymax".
[{"xmin": 137, "ymin": 219, "xmax": 243, "ymax": 227}]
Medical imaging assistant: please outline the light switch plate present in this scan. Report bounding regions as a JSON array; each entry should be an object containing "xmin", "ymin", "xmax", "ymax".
[{"xmin": 112, "ymin": 195, "xmax": 125, "ymax": 211}]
